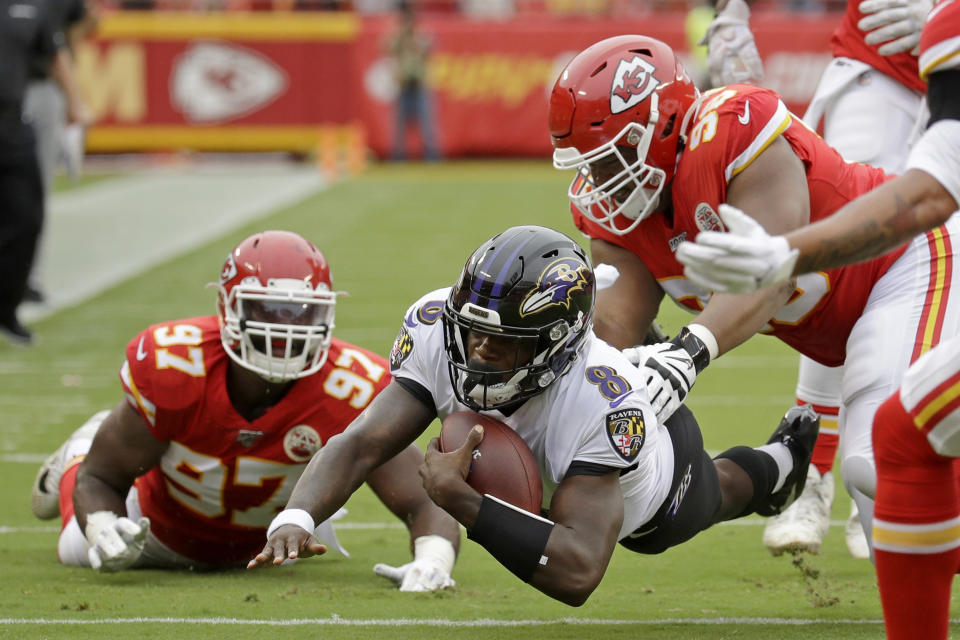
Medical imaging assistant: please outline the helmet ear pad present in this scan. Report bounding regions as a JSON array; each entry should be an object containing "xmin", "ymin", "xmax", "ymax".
[
  {"xmin": 215, "ymin": 231, "xmax": 339, "ymax": 382},
  {"xmin": 443, "ymin": 225, "xmax": 595, "ymax": 411}
]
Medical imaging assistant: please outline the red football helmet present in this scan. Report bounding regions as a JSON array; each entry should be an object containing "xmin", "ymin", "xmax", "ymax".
[
  {"xmin": 550, "ymin": 35, "xmax": 699, "ymax": 235},
  {"xmin": 215, "ymin": 230, "xmax": 340, "ymax": 382}
]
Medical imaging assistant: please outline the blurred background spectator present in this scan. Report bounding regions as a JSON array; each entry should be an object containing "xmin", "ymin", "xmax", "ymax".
[{"xmin": 385, "ymin": 0, "xmax": 439, "ymax": 161}]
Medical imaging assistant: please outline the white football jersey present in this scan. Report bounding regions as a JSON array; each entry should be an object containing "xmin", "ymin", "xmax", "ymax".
[{"xmin": 389, "ymin": 288, "xmax": 675, "ymax": 539}]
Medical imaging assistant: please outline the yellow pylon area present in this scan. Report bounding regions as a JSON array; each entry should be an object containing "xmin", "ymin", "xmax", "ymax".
[{"xmin": 317, "ymin": 123, "xmax": 367, "ymax": 180}]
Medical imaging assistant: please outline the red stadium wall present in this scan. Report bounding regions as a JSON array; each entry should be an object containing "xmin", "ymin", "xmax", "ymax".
[{"xmin": 78, "ymin": 10, "xmax": 839, "ymax": 156}]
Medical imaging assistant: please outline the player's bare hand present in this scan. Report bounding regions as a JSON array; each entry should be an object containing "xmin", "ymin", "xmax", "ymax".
[
  {"xmin": 246, "ymin": 524, "xmax": 327, "ymax": 569},
  {"xmin": 420, "ymin": 426, "xmax": 483, "ymax": 505}
]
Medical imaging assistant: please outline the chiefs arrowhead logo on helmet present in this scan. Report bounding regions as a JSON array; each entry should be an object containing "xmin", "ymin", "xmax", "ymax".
[
  {"xmin": 219, "ymin": 252, "xmax": 238, "ymax": 284},
  {"xmin": 610, "ymin": 56, "xmax": 659, "ymax": 115}
]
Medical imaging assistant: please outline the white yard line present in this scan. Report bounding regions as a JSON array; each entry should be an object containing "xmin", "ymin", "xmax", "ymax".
[
  {"xmin": 23, "ymin": 165, "xmax": 325, "ymax": 323},
  {"xmin": 0, "ymin": 616, "xmax": 888, "ymax": 626}
]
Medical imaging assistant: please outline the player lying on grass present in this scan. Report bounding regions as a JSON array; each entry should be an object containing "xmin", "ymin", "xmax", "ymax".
[
  {"xmin": 31, "ymin": 230, "xmax": 460, "ymax": 590},
  {"xmin": 250, "ymin": 225, "xmax": 819, "ymax": 606}
]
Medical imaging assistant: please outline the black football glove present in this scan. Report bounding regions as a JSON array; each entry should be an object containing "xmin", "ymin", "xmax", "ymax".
[{"xmin": 623, "ymin": 327, "xmax": 711, "ymax": 423}]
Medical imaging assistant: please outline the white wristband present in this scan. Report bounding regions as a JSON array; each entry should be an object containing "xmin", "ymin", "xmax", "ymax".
[
  {"xmin": 413, "ymin": 535, "xmax": 456, "ymax": 574},
  {"xmin": 686, "ymin": 323, "xmax": 720, "ymax": 362},
  {"xmin": 266, "ymin": 508, "xmax": 316, "ymax": 539}
]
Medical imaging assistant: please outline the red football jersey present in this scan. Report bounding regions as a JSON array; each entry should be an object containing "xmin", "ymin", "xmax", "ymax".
[
  {"xmin": 574, "ymin": 85, "xmax": 904, "ymax": 367},
  {"xmin": 918, "ymin": 0, "xmax": 960, "ymax": 80},
  {"xmin": 831, "ymin": 0, "xmax": 925, "ymax": 92},
  {"xmin": 119, "ymin": 315, "xmax": 391, "ymax": 564}
]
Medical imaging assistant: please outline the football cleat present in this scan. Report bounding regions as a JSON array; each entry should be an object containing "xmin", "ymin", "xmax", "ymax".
[
  {"xmin": 30, "ymin": 411, "xmax": 108, "ymax": 520},
  {"xmin": 756, "ymin": 404, "xmax": 820, "ymax": 517},
  {"xmin": 762, "ymin": 466, "xmax": 834, "ymax": 555},
  {"xmin": 845, "ymin": 502, "xmax": 871, "ymax": 560}
]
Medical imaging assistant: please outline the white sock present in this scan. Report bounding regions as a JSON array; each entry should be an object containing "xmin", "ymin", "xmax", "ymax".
[{"xmin": 755, "ymin": 442, "xmax": 793, "ymax": 492}]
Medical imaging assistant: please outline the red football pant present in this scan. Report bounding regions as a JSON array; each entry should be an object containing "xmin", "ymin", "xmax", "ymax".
[
  {"xmin": 873, "ymin": 394, "xmax": 960, "ymax": 640},
  {"xmin": 798, "ymin": 399, "xmax": 840, "ymax": 476}
]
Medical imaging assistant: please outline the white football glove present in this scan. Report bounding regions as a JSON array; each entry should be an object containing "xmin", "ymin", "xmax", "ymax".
[
  {"xmin": 676, "ymin": 204, "xmax": 798, "ymax": 294},
  {"xmin": 373, "ymin": 535, "xmax": 456, "ymax": 592},
  {"xmin": 623, "ymin": 341, "xmax": 697, "ymax": 423},
  {"xmin": 84, "ymin": 511, "xmax": 149, "ymax": 573},
  {"xmin": 858, "ymin": 0, "xmax": 932, "ymax": 56},
  {"xmin": 699, "ymin": 0, "xmax": 764, "ymax": 86}
]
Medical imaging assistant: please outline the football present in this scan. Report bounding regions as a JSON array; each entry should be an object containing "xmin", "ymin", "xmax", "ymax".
[{"xmin": 439, "ymin": 411, "xmax": 543, "ymax": 514}]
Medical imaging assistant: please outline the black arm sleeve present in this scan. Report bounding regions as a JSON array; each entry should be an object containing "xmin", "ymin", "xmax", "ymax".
[
  {"xmin": 565, "ymin": 460, "xmax": 637, "ymax": 479},
  {"xmin": 927, "ymin": 70, "xmax": 960, "ymax": 126},
  {"xmin": 394, "ymin": 376, "xmax": 437, "ymax": 415}
]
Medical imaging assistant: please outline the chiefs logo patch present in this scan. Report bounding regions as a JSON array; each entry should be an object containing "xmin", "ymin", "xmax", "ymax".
[
  {"xmin": 284, "ymin": 424, "xmax": 321, "ymax": 462},
  {"xmin": 606, "ymin": 408, "xmax": 645, "ymax": 462},
  {"xmin": 389, "ymin": 326, "xmax": 414, "ymax": 371},
  {"xmin": 610, "ymin": 56, "xmax": 659, "ymax": 115},
  {"xmin": 520, "ymin": 258, "xmax": 590, "ymax": 317},
  {"xmin": 694, "ymin": 203, "xmax": 723, "ymax": 232},
  {"xmin": 219, "ymin": 252, "xmax": 237, "ymax": 284}
]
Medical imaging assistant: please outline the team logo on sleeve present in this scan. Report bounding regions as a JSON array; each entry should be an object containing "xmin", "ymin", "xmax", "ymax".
[
  {"xmin": 606, "ymin": 408, "xmax": 645, "ymax": 462},
  {"xmin": 520, "ymin": 258, "xmax": 590, "ymax": 316},
  {"xmin": 610, "ymin": 56, "xmax": 659, "ymax": 115},
  {"xmin": 389, "ymin": 326, "xmax": 414, "ymax": 371},
  {"xmin": 283, "ymin": 425, "xmax": 321, "ymax": 462}
]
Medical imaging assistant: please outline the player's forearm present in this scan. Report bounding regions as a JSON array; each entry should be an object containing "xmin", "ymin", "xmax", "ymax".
[
  {"xmin": 73, "ymin": 468, "xmax": 131, "ymax": 531},
  {"xmin": 406, "ymin": 504, "xmax": 461, "ymax": 553},
  {"xmin": 789, "ymin": 170, "xmax": 957, "ymax": 274},
  {"xmin": 525, "ymin": 525, "xmax": 613, "ymax": 606},
  {"xmin": 696, "ymin": 281, "xmax": 795, "ymax": 356},
  {"xmin": 285, "ymin": 434, "xmax": 373, "ymax": 525},
  {"xmin": 424, "ymin": 474, "xmax": 483, "ymax": 530}
]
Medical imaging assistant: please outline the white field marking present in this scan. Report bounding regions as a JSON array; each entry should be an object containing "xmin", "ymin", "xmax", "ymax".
[
  {"xmin": 709, "ymin": 355, "xmax": 801, "ymax": 369},
  {"xmin": 0, "ymin": 520, "xmax": 852, "ymax": 534},
  {"xmin": 0, "ymin": 526, "xmax": 59, "ymax": 534},
  {"xmin": 0, "ymin": 616, "xmax": 889, "ymax": 626},
  {"xmin": 0, "ymin": 453, "xmax": 48, "ymax": 463},
  {"xmin": 689, "ymin": 395, "xmax": 795, "ymax": 406},
  {"xmin": 23, "ymin": 166, "xmax": 325, "ymax": 324}
]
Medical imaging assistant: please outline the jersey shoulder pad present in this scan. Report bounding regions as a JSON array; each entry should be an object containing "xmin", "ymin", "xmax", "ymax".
[
  {"xmin": 919, "ymin": 0, "xmax": 960, "ymax": 79},
  {"xmin": 121, "ymin": 317, "xmax": 217, "ymax": 419},
  {"xmin": 402, "ymin": 288, "xmax": 449, "ymax": 330},
  {"xmin": 690, "ymin": 85, "xmax": 791, "ymax": 183},
  {"xmin": 324, "ymin": 337, "xmax": 392, "ymax": 392}
]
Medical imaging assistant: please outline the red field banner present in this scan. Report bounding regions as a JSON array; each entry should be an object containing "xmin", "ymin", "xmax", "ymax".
[
  {"xmin": 78, "ymin": 10, "xmax": 839, "ymax": 156},
  {"xmin": 357, "ymin": 12, "xmax": 838, "ymax": 159},
  {"xmin": 79, "ymin": 11, "xmax": 359, "ymax": 152}
]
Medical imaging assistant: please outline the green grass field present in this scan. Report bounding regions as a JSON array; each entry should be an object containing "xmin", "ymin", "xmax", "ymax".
[{"xmin": 0, "ymin": 160, "xmax": 947, "ymax": 639}]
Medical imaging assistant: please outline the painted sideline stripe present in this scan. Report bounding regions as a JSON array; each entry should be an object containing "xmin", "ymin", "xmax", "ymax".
[
  {"xmin": 24, "ymin": 167, "xmax": 325, "ymax": 324},
  {"xmin": 0, "ymin": 616, "xmax": 888, "ymax": 626}
]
